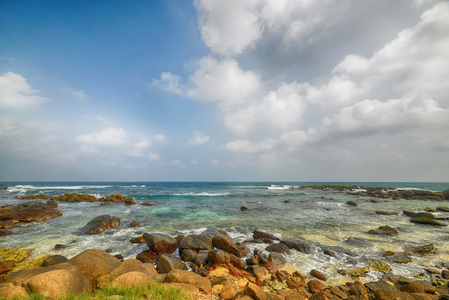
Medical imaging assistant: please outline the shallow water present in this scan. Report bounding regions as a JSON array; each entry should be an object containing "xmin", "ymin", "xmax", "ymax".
[{"xmin": 1, "ymin": 181, "xmax": 448, "ymax": 282}]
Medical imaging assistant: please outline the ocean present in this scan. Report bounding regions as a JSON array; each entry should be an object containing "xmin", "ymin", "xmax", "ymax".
[{"xmin": 1, "ymin": 181, "xmax": 449, "ymax": 283}]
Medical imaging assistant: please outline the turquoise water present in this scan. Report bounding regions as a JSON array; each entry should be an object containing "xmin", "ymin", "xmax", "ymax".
[{"xmin": 1, "ymin": 181, "xmax": 448, "ymax": 282}]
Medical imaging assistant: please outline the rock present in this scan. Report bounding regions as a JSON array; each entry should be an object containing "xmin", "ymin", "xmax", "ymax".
[
  {"xmin": 410, "ymin": 217, "xmax": 447, "ymax": 226},
  {"xmin": 0, "ymin": 284, "xmax": 28, "ymax": 299},
  {"xmin": 208, "ymin": 249, "xmax": 230, "ymax": 265},
  {"xmin": 0, "ymin": 260, "xmax": 15, "ymax": 275},
  {"xmin": 368, "ymin": 225, "xmax": 398, "ymax": 235},
  {"xmin": 97, "ymin": 258, "xmax": 158, "ymax": 287},
  {"xmin": 181, "ymin": 249, "xmax": 197, "ymax": 262},
  {"xmin": 129, "ymin": 236, "xmax": 145, "ymax": 243},
  {"xmin": 53, "ymin": 193, "xmax": 97, "ymax": 202},
  {"xmin": 157, "ymin": 254, "xmax": 187, "ymax": 274},
  {"xmin": 110, "ymin": 271, "xmax": 155, "ymax": 287},
  {"xmin": 442, "ymin": 269, "xmax": 449, "ymax": 279},
  {"xmin": 0, "ymin": 200, "xmax": 62, "ymax": 229},
  {"xmin": 349, "ymin": 280, "xmax": 368, "ymax": 295},
  {"xmin": 130, "ymin": 221, "xmax": 140, "ymax": 227},
  {"xmin": 241, "ymin": 206, "xmax": 249, "ymax": 211},
  {"xmin": 230, "ymin": 254, "xmax": 247, "ymax": 270},
  {"xmin": 78, "ymin": 215, "xmax": 120, "ymax": 235},
  {"xmin": 54, "ymin": 244, "xmax": 66, "ymax": 249},
  {"xmin": 212, "ymin": 235, "xmax": 249, "ymax": 258},
  {"xmin": 284, "ymin": 289, "xmax": 307, "ymax": 300},
  {"xmin": 269, "ymin": 253, "xmax": 286, "ymax": 268},
  {"xmin": 179, "ymin": 234, "xmax": 213, "ymax": 252},
  {"xmin": 337, "ymin": 267, "xmax": 370, "ymax": 278},
  {"xmin": 365, "ymin": 259, "xmax": 393, "ymax": 273},
  {"xmin": 244, "ymin": 282, "xmax": 267, "ymax": 300},
  {"xmin": 308, "ymin": 279, "xmax": 327, "ymax": 293},
  {"xmin": 375, "ymin": 211, "xmax": 399, "ymax": 215},
  {"xmin": 165, "ymin": 269, "xmax": 212, "ymax": 292},
  {"xmin": 436, "ymin": 207, "xmax": 449, "ymax": 212},
  {"xmin": 253, "ymin": 230, "xmax": 280, "ymax": 241},
  {"xmin": 136, "ymin": 250, "xmax": 157, "ymax": 263},
  {"xmin": 141, "ymin": 202, "xmax": 156, "ymax": 206},
  {"xmin": 143, "ymin": 233, "xmax": 178, "ymax": 254},
  {"xmin": 280, "ymin": 239, "xmax": 311, "ymax": 253},
  {"xmin": 41, "ymin": 255, "xmax": 68, "ymax": 267},
  {"xmin": 194, "ymin": 251, "xmax": 210, "ymax": 266},
  {"xmin": 165, "ymin": 282, "xmax": 200, "ymax": 296},
  {"xmin": 374, "ymin": 290, "xmax": 415, "ymax": 300},
  {"xmin": 68, "ymin": 249, "xmax": 121, "ymax": 286},
  {"xmin": 413, "ymin": 244, "xmax": 437, "ymax": 255},
  {"xmin": 221, "ymin": 286, "xmax": 237, "ymax": 300},
  {"xmin": 0, "ymin": 230, "xmax": 12, "ymax": 236},
  {"xmin": 99, "ymin": 194, "xmax": 135, "ymax": 205},
  {"xmin": 413, "ymin": 280, "xmax": 436, "ymax": 293},
  {"xmin": 346, "ymin": 201, "xmax": 358, "ymax": 206},
  {"xmin": 0, "ymin": 247, "xmax": 33, "ymax": 263},
  {"xmin": 398, "ymin": 282, "xmax": 425, "ymax": 293},
  {"xmin": 310, "ymin": 269, "xmax": 327, "ymax": 281},
  {"xmin": 365, "ymin": 279, "xmax": 398, "ymax": 292},
  {"xmin": 266, "ymin": 243, "xmax": 291, "ymax": 255},
  {"xmin": 24, "ymin": 263, "xmax": 92, "ymax": 299}
]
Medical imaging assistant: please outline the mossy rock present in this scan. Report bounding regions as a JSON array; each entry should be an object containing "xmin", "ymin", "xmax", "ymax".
[
  {"xmin": 410, "ymin": 217, "xmax": 446, "ymax": 226},
  {"xmin": 53, "ymin": 193, "xmax": 97, "ymax": 202},
  {"xmin": 365, "ymin": 259, "xmax": 392, "ymax": 273},
  {"xmin": 100, "ymin": 194, "xmax": 136, "ymax": 205},
  {"xmin": 17, "ymin": 194, "xmax": 52, "ymax": 200},
  {"xmin": 413, "ymin": 244, "xmax": 437, "ymax": 255},
  {"xmin": 424, "ymin": 207, "xmax": 439, "ymax": 213},
  {"xmin": 414, "ymin": 273, "xmax": 429, "ymax": 279},
  {"xmin": 0, "ymin": 247, "xmax": 34, "ymax": 263},
  {"xmin": 337, "ymin": 267, "xmax": 370, "ymax": 278},
  {"xmin": 11, "ymin": 255, "xmax": 51, "ymax": 273},
  {"xmin": 375, "ymin": 211, "xmax": 399, "ymax": 216}
]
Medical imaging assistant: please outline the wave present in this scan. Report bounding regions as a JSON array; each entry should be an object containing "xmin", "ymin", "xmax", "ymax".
[
  {"xmin": 172, "ymin": 192, "xmax": 230, "ymax": 197},
  {"xmin": 7, "ymin": 185, "xmax": 111, "ymax": 193},
  {"xmin": 267, "ymin": 185, "xmax": 295, "ymax": 190}
]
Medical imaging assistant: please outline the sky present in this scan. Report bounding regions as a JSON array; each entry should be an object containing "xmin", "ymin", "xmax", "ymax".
[{"xmin": 1, "ymin": 0, "xmax": 448, "ymax": 182}]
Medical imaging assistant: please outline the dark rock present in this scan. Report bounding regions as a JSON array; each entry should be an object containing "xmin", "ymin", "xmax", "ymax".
[
  {"xmin": 269, "ymin": 252, "xmax": 286, "ymax": 268},
  {"xmin": 308, "ymin": 279, "xmax": 327, "ymax": 293},
  {"xmin": 230, "ymin": 254, "xmax": 246, "ymax": 270},
  {"xmin": 41, "ymin": 255, "xmax": 68, "ymax": 267},
  {"xmin": 194, "ymin": 251, "xmax": 210, "ymax": 266},
  {"xmin": 78, "ymin": 215, "xmax": 120, "ymax": 235},
  {"xmin": 143, "ymin": 233, "xmax": 177, "ymax": 254},
  {"xmin": 129, "ymin": 236, "xmax": 145, "ymax": 243},
  {"xmin": 141, "ymin": 202, "xmax": 156, "ymax": 206},
  {"xmin": 280, "ymin": 239, "xmax": 311, "ymax": 253},
  {"xmin": 398, "ymin": 283, "xmax": 425, "ymax": 293},
  {"xmin": 253, "ymin": 230, "xmax": 279, "ymax": 241},
  {"xmin": 266, "ymin": 243, "xmax": 291, "ymax": 255},
  {"xmin": 157, "ymin": 254, "xmax": 187, "ymax": 274},
  {"xmin": 54, "ymin": 244, "xmax": 66, "ymax": 249},
  {"xmin": 212, "ymin": 235, "xmax": 249, "ymax": 258},
  {"xmin": 375, "ymin": 211, "xmax": 399, "ymax": 215},
  {"xmin": 130, "ymin": 221, "xmax": 140, "ymax": 227},
  {"xmin": 179, "ymin": 235, "xmax": 213, "ymax": 252},
  {"xmin": 374, "ymin": 290, "xmax": 415, "ymax": 300},
  {"xmin": 442, "ymin": 270, "xmax": 449, "ymax": 279},
  {"xmin": 348, "ymin": 280, "xmax": 367, "ymax": 296},
  {"xmin": 410, "ymin": 217, "xmax": 447, "ymax": 226},
  {"xmin": 0, "ymin": 260, "xmax": 15, "ymax": 275},
  {"xmin": 344, "ymin": 237, "xmax": 373, "ymax": 247},
  {"xmin": 208, "ymin": 249, "xmax": 231, "ymax": 265},
  {"xmin": 310, "ymin": 269, "xmax": 327, "ymax": 281},
  {"xmin": 437, "ymin": 206, "xmax": 449, "ymax": 212},
  {"xmin": 181, "ymin": 249, "xmax": 197, "ymax": 262},
  {"xmin": 240, "ymin": 206, "xmax": 248, "ymax": 211},
  {"xmin": 346, "ymin": 201, "xmax": 358, "ymax": 206},
  {"xmin": 136, "ymin": 250, "xmax": 158, "ymax": 263},
  {"xmin": 368, "ymin": 225, "xmax": 398, "ymax": 235},
  {"xmin": 0, "ymin": 229, "xmax": 12, "ymax": 236},
  {"xmin": 365, "ymin": 279, "xmax": 398, "ymax": 292},
  {"xmin": 413, "ymin": 244, "xmax": 437, "ymax": 255}
]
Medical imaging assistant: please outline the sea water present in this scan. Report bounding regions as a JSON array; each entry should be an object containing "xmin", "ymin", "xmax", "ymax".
[{"xmin": 1, "ymin": 181, "xmax": 448, "ymax": 282}]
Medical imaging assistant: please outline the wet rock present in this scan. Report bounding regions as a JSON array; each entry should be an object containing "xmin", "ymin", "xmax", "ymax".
[
  {"xmin": 348, "ymin": 280, "xmax": 367, "ymax": 296},
  {"xmin": 386, "ymin": 253, "xmax": 413, "ymax": 264},
  {"xmin": 365, "ymin": 279, "xmax": 398, "ymax": 293},
  {"xmin": 0, "ymin": 260, "xmax": 15, "ymax": 275},
  {"xmin": 179, "ymin": 234, "xmax": 213, "ymax": 252},
  {"xmin": 374, "ymin": 290, "xmax": 415, "ymax": 300},
  {"xmin": 280, "ymin": 239, "xmax": 311, "ymax": 253},
  {"xmin": 140, "ymin": 202, "xmax": 156, "ymax": 206},
  {"xmin": 346, "ymin": 201, "xmax": 358, "ymax": 206},
  {"xmin": 136, "ymin": 250, "xmax": 157, "ymax": 263},
  {"xmin": 0, "ymin": 200, "xmax": 62, "ymax": 229},
  {"xmin": 310, "ymin": 269, "xmax": 327, "ymax": 281},
  {"xmin": 436, "ymin": 207, "xmax": 449, "ymax": 212},
  {"xmin": 375, "ymin": 211, "xmax": 399, "ymax": 215},
  {"xmin": 181, "ymin": 249, "xmax": 197, "ymax": 262},
  {"xmin": 157, "ymin": 254, "xmax": 187, "ymax": 274},
  {"xmin": 442, "ymin": 269, "xmax": 449, "ymax": 279},
  {"xmin": 308, "ymin": 279, "xmax": 327, "ymax": 293},
  {"xmin": 78, "ymin": 215, "xmax": 120, "ymax": 235},
  {"xmin": 129, "ymin": 236, "xmax": 145, "ymax": 243},
  {"xmin": 337, "ymin": 267, "xmax": 370, "ymax": 278},
  {"xmin": 344, "ymin": 237, "xmax": 373, "ymax": 247},
  {"xmin": 0, "ymin": 229, "xmax": 12, "ymax": 236},
  {"xmin": 365, "ymin": 259, "xmax": 393, "ymax": 273},
  {"xmin": 208, "ymin": 249, "xmax": 230, "ymax": 265},
  {"xmin": 230, "ymin": 254, "xmax": 246, "ymax": 270},
  {"xmin": 269, "ymin": 252, "xmax": 286, "ymax": 268},
  {"xmin": 398, "ymin": 282, "xmax": 425, "ymax": 293},
  {"xmin": 266, "ymin": 243, "xmax": 291, "ymax": 255},
  {"xmin": 212, "ymin": 235, "xmax": 249, "ymax": 258},
  {"xmin": 241, "ymin": 206, "xmax": 249, "ymax": 211},
  {"xmin": 368, "ymin": 225, "xmax": 398, "ymax": 235},
  {"xmin": 143, "ymin": 233, "xmax": 178, "ymax": 254},
  {"xmin": 413, "ymin": 244, "xmax": 437, "ymax": 255},
  {"xmin": 253, "ymin": 230, "xmax": 280, "ymax": 241},
  {"xmin": 410, "ymin": 217, "xmax": 447, "ymax": 226},
  {"xmin": 41, "ymin": 255, "xmax": 68, "ymax": 267},
  {"xmin": 194, "ymin": 251, "xmax": 210, "ymax": 266},
  {"xmin": 54, "ymin": 244, "xmax": 66, "ymax": 250},
  {"xmin": 130, "ymin": 221, "xmax": 140, "ymax": 227}
]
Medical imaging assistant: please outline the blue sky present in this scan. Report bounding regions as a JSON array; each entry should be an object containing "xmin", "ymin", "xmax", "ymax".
[{"xmin": 1, "ymin": 0, "xmax": 449, "ymax": 181}]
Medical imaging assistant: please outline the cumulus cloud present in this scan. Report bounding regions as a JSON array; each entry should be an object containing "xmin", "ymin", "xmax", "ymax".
[
  {"xmin": 154, "ymin": 134, "xmax": 167, "ymax": 141},
  {"xmin": 0, "ymin": 72, "xmax": 49, "ymax": 108},
  {"xmin": 77, "ymin": 127, "xmax": 127, "ymax": 146},
  {"xmin": 187, "ymin": 131, "xmax": 210, "ymax": 146},
  {"xmin": 151, "ymin": 72, "xmax": 183, "ymax": 95}
]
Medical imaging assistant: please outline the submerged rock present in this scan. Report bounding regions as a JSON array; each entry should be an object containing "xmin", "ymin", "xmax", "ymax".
[
  {"xmin": 413, "ymin": 244, "xmax": 437, "ymax": 255},
  {"xmin": 280, "ymin": 239, "xmax": 311, "ymax": 254},
  {"xmin": 78, "ymin": 215, "xmax": 120, "ymax": 235},
  {"xmin": 368, "ymin": 225, "xmax": 399, "ymax": 235},
  {"xmin": 410, "ymin": 217, "xmax": 447, "ymax": 226},
  {"xmin": 365, "ymin": 259, "xmax": 393, "ymax": 273}
]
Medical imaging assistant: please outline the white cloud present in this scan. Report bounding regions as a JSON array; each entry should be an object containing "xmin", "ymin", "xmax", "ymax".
[
  {"xmin": 154, "ymin": 134, "xmax": 167, "ymax": 141},
  {"xmin": 211, "ymin": 159, "xmax": 219, "ymax": 166},
  {"xmin": 0, "ymin": 72, "xmax": 49, "ymax": 108},
  {"xmin": 187, "ymin": 131, "xmax": 210, "ymax": 146},
  {"xmin": 64, "ymin": 87, "xmax": 87, "ymax": 99},
  {"xmin": 170, "ymin": 160, "xmax": 186, "ymax": 168},
  {"xmin": 151, "ymin": 72, "xmax": 183, "ymax": 95},
  {"xmin": 148, "ymin": 152, "xmax": 161, "ymax": 161},
  {"xmin": 195, "ymin": 0, "xmax": 262, "ymax": 56},
  {"xmin": 77, "ymin": 127, "xmax": 127, "ymax": 146}
]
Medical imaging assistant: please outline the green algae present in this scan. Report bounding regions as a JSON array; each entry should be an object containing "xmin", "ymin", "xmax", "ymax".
[{"xmin": 0, "ymin": 248, "xmax": 34, "ymax": 263}]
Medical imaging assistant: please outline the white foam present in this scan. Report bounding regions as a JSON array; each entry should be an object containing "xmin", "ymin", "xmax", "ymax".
[
  {"xmin": 7, "ymin": 184, "xmax": 111, "ymax": 193},
  {"xmin": 172, "ymin": 192, "xmax": 230, "ymax": 196}
]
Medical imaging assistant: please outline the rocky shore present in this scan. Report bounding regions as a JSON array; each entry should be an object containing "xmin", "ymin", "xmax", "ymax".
[{"xmin": 1, "ymin": 227, "xmax": 449, "ymax": 299}]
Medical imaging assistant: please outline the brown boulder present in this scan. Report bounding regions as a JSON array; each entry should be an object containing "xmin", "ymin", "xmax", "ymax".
[
  {"xmin": 68, "ymin": 249, "xmax": 121, "ymax": 286},
  {"xmin": 0, "ymin": 283, "xmax": 28, "ymax": 299},
  {"xmin": 230, "ymin": 254, "xmax": 247, "ymax": 270},
  {"xmin": 221, "ymin": 286, "xmax": 237, "ymax": 300},
  {"xmin": 24, "ymin": 263, "xmax": 92, "ymax": 299},
  {"xmin": 253, "ymin": 230, "xmax": 280, "ymax": 241},
  {"xmin": 78, "ymin": 215, "xmax": 120, "ymax": 235},
  {"xmin": 368, "ymin": 225, "xmax": 398, "ymax": 235},
  {"xmin": 165, "ymin": 282, "xmax": 200, "ymax": 296},
  {"xmin": 399, "ymin": 283, "xmax": 425, "ymax": 293},
  {"xmin": 194, "ymin": 251, "xmax": 210, "ymax": 266},
  {"xmin": 157, "ymin": 254, "xmax": 187, "ymax": 274},
  {"xmin": 0, "ymin": 260, "xmax": 15, "ymax": 275},
  {"xmin": 179, "ymin": 234, "xmax": 213, "ymax": 252},
  {"xmin": 143, "ymin": 233, "xmax": 177, "ymax": 254},
  {"xmin": 310, "ymin": 269, "xmax": 327, "ymax": 281},
  {"xmin": 244, "ymin": 282, "xmax": 267, "ymax": 300},
  {"xmin": 41, "ymin": 255, "xmax": 68, "ymax": 267},
  {"xmin": 136, "ymin": 250, "xmax": 157, "ymax": 263},
  {"xmin": 110, "ymin": 271, "xmax": 155, "ymax": 287},
  {"xmin": 266, "ymin": 243, "xmax": 291, "ymax": 255},
  {"xmin": 181, "ymin": 249, "xmax": 197, "ymax": 262},
  {"xmin": 308, "ymin": 279, "xmax": 327, "ymax": 294},
  {"xmin": 212, "ymin": 234, "xmax": 249, "ymax": 257},
  {"xmin": 165, "ymin": 269, "xmax": 212, "ymax": 292},
  {"xmin": 97, "ymin": 258, "xmax": 158, "ymax": 287},
  {"xmin": 374, "ymin": 290, "xmax": 415, "ymax": 300},
  {"xmin": 208, "ymin": 249, "xmax": 231, "ymax": 265}
]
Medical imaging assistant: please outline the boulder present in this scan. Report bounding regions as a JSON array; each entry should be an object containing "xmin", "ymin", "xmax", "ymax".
[
  {"xmin": 0, "ymin": 283, "xmax": 28, "ymax": 299},
  {"xmin": 212, "ymin": 235, "xmax": 249, "ymax": 257},
  {"xmin": 348, "ymin": 280, "xmax": 367, "ymax": 296},
  {"xmin": 221, "ymin": 286, "xmax": 237, "ymax": 300},
  {"xmin": 374, "ymin": 290, "xmax": 415, "ymax": 300},
  {"xmin": 136, "ymin": 250, "xmax": 157, "ymax": 263},
  {"xmin": 129, "ymin": 236, "xmax": 145, "ymax": 243},
  {"xmin": 269, "ymin": 253, "xmax": 286, "ymax": 268},
  {"xmin": 375, "ymin": 211, "xmax": 399, "ymax": 215},
  {"xmin": 41, "ymin": 255, "xmax": 68, "ymax": 267},
  {"xmin": 165, "ymin": 282, "xmax": 200, "ymax": 296},
  {"xmin": 208, "ymin": 249, "xmax": 230, "ymax": 265},
  {"xmin": 280, "ymin": 239, "xmax": 311, "ymax": 253},
  {"xmin": 97, "ymin": 258, "xmax": 158, "ymax": 287},
  {"xmin": 143, "ymin": 233, "xmax": 178, "ymax": 254},
  {"xmin": 436, "ymin": 206, "xmax": 449, "ymax": 212},
  {"xmin": 346, "ymin": 201, "xmax": 357, "ymax": 206},
  {"xmin": 243, "ymin": 282, "xmax": 267, "ymax": 300},
  {"xmin": 413, "ymin": 244, "xmax": 437, "ymax": 255},
  {"xmin": 165, "ymin": 269, "xmax": 212, "ymax": 292},
  {"xmin": 0, "ymin": 200, "xmax": 62, "ymax": 229},
  {"xmin": 265, "ymin": 243, "xmax": 291, "ymax": 255},
  {"xmin": 157, "ymin": 254, "xmax": 187, "ymax": 274},
  {"xmin": 365, "ymin": 279, "xmax": 398, "ymax": 292},
  {"xmin": 194, "ymin": 251, "xmax": 210, "ymax": 266},
  {"xmin": 230, "ymin": 254, "xmax": 246, "ymax": 270},
  {"xmin": 68, "ymin": 249, "xmax": 121, "ymax": 286},
  {"xmin": 308, "ymin": 279, "xmax": 327, "ymax": 294},
  {"xmin": 130, "ymin": 221, "xmax": 140, "ymax": 227},
  {"xmin": 0, "ymin": 260, "xmax": 15, "ymax": 275},
  {"xmin": 253, "ymin": 230, "xmax": 279, "ymax": 241},
  {"xmin": 0, "ymin": 229, "xmax": 12, "ymax": 236},
  {"xmin": 310, "ymin": 269, "xmax": 327, "ymax": 281},
  {"xmin": 410, "ymin": 217, "xmax": 447, "ymax": 226},
  {"xmin": 365, "ymin": 259, "xmax": 393, "ymax": 273},
  {"xmin": 78, "ymin": 215, "xmax": 120, "ymax": 235},
  {"xmin": 179, "ymin": 235, "xmax": 213, "ymax": 252},
  {"xmin": 181, "ymin": 249, "xmax": 197, "ymax": 262},
  {"xmin": 110, "ymin": 271, "xmax": 155, "ymax": 287},
  {"xmin": 368, "ymin": 225, "xmax": 398, "ymax": 235},
  {"xmin": 240, "ymin": 206, "xmax": 249, "ymax": 211}
]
